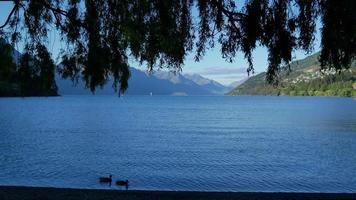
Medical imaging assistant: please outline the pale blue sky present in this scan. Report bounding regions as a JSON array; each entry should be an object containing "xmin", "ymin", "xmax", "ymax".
[{"xmin": 0, "ymin": 2, "xmax": 321, "ymax": 85}]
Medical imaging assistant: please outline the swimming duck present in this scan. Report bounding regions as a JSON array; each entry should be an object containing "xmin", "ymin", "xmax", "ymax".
[
  {"xmin": 99, "ymin": 174, "xmax": 112, "ymax": 183},
  {"xmin": 116, "ymin": 179, "xmax": 129, "ymax": 190}
]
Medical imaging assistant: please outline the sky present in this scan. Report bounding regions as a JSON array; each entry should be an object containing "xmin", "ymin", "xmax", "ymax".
[{"xmin": 0, "ymin": 2, "xmax": 321, "ymax": 86}]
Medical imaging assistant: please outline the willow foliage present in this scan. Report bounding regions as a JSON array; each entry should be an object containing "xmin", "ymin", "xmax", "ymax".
[{"xmin": 0, "ymin": 0, "xmax": 355, "ymax": 93}]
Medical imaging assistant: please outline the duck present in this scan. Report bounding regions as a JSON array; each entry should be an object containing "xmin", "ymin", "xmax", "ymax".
[
  {"xmin": 116, "ymin": 179, "xmax": 129, "ymax": 190},
  {"xmin": 99, "ymin": 174, "xmax": 112, "ymax": 183}
]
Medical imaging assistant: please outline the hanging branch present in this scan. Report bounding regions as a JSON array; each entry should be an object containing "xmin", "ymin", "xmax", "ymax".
[{"xmin": 0, "ymin": 3, "xmax": 18, "ymax": 29}]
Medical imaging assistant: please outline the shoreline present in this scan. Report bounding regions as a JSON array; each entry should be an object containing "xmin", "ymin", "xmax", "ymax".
[{"xmin": 1, "ymin": 186, "xmax": 355, "ymax": 200}]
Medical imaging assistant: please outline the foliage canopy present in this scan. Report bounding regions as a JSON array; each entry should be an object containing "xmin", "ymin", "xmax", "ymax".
[
  {"xmin": 0, "ymin": 39, "xmax": 58, "ymax": 96},
  {"xmin": 0, "ymin": 0, "xmax": 355, "ymax": 94}
]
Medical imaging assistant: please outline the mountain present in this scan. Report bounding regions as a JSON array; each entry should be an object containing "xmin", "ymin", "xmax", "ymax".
[
  {"xmin": 227, "ymin": 53, "xmax": 356, "ymax": 97},
  {"xmin": 227, "ymin": 78, "xmax": 248, "ymax": 89},
  {"xmin": 183, "ymin": 73, "xmax": 230, "ymax": 94},
  {"xmin": 3, "ymin": 42, "xmax": 228, "ymax": 96},
  {"xmin": 57, "ymin": 68, "xmax": 229, "ymax": 95}
]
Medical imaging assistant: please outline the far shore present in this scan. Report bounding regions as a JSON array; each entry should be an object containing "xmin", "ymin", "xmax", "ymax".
[{"xmin": 0, "ymin": 186, "xmax": 355, "ymax": 200}]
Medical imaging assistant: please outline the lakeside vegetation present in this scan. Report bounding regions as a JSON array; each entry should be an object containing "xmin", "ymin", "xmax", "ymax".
[
  {"xmin": 0, "ymin": 39, "xmax": 58, "ymax": 97},
  {"xmin": 228, "ymin": 53, "xmax": 356, "ymax": 97}
]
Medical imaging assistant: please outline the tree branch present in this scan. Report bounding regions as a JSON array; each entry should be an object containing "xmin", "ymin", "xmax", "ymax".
[
  {"xmin": 210, "ymin": 0, "xmax": 247, "ymax": 19},
  {"xmin": 42, "ymin": 2, "xmax": 68, "ymax": 17},
  {"xmin": 209, "ymin": 0, "xmax": 246, "ymax": 33},
  {"xmin": 0, "ymin": 3, "xmax": 18, "ymax": 29}
]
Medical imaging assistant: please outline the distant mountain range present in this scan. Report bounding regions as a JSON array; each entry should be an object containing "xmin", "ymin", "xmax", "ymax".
[
  {"xmin": 57, "ymin": 68, "xmax": 230, "ymax": 96},
  {"xmin": 227, "ymin": 53, "xmax": 356, "ymax": 97},
  {"xmin": 5, "ymin": 43, "xmax": 230, "ymax": 96}
]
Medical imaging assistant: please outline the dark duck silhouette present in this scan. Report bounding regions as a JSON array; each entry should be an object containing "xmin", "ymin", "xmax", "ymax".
[
  {"xmin": 99, "ymin": 174, "xmax": 112, "ymax": 185},
  {"xmin": 116, "ymin": 180, "xmax": 129, "ymax": 190}
]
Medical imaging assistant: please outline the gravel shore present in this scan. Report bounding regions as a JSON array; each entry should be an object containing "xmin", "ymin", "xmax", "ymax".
[{"xmin": 0, "ymin": 186, "xmax": 355, "ymax": 200}]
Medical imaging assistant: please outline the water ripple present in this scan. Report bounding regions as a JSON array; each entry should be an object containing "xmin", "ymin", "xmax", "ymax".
[{"xmin": 0, "ymin": 96, "xmax": 355, "ymax": 192}]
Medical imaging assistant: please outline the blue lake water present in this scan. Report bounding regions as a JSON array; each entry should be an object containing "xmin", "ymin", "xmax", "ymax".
[{"xmin": 0, "ymin": 96, "xmax": 355, "ymax": 192}]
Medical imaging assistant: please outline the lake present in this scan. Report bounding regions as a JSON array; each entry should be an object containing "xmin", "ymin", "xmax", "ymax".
[{"xmin": 0, "ymin": 96, "xmax": 355, "ymax": 192}]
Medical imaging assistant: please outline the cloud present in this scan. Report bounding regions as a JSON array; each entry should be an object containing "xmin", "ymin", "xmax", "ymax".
[{"xmin": 198, "ymin": 67, "xmax": 247, "ymax": 75}]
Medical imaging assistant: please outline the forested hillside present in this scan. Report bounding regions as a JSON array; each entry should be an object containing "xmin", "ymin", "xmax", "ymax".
[{"xmin": 228, "ymin": 53, "xmax": 356, "ymax": 97}]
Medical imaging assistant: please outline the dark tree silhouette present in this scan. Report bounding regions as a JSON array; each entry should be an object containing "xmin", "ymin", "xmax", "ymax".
[
  {"xmin": 35, "ymin": 44, "xmax": 58, "ymax": 95},
  {"xmin": 0, "ymin": 39, "xmax": 16, "ymax": 82},
  {"xmin": 16, "ymin": 44, "xmax": 58, "ymax": 96},
  {"xmin": 0, "ymin": 0, "xmax": 355, "ymax": 93},
  {"xmin": 18, "ymin": 52, "xmax": 35, "ymax": 95}
]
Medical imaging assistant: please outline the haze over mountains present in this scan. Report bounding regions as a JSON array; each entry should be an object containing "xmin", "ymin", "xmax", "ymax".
[
  {"xmin": 6, "ymin": 46, "xmax": 232, "ymax": 96},
  {"xmin": 57, "ymin": 67, "xmax": 231, "ymax": 96},
  {"xmin": 5, "ymin": 42, "xmax": 233, "ymax": 96}
]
